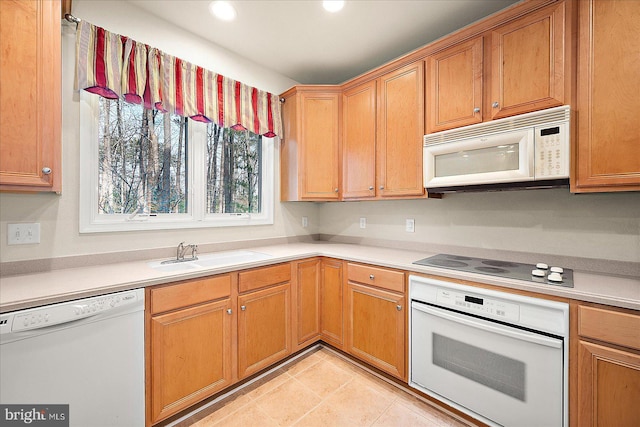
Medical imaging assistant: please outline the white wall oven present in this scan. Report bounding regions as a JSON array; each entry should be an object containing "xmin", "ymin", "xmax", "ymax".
[
  {"xmin": 409, "ymin": 275, "xmax": 569, "ymax": 427},
  {"xmin": 423, "ymin": 105, "xmax": 570, "ymax": 191}
]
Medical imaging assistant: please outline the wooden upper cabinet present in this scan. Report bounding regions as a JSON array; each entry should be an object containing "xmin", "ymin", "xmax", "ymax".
[
  {"xmin": 280, "ymin": 87, "xmax": 341, "ymax": 201},
  {"xmin": 0, "ymin": 0, "xmax": 61, "ymax": 193},
  {"xmin": 342, "ymin": 81, "xmax": 377, "ymax": 199},
  {"xmin": 489, "ymin": 2, "xmax": 566, "ymax": 120},
  {"xmin": 573, "ymin": 0, "xmax": 640, "ymax": 192},
  {"xmin": 426, "ymin": 37, "xmax": 484, "ymax": 133},
  {"xmin": 377, "ymin": 62, "xmax": 425, "ymax": 198}
]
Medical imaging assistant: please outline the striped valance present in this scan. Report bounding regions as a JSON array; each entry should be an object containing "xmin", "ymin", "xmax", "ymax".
[{"xmin": 74, "ymin": 21, "xmax": 282, "ymax": 138}]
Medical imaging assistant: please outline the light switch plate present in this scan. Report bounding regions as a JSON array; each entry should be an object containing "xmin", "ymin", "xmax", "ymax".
[
  {"xmin": 8, "ymin": 223, "xmax": 41, "ymax": 245},
  {"xmin": 359, "ymin": 217, "xmax": 366, "ymax": 229},
  {"xmin": 302, "ymin": 216, "xmax": 308, "ymax": 228},
  {"xmin": 406, "ymin": 219, "xmax": 415, "ymax": 233}
]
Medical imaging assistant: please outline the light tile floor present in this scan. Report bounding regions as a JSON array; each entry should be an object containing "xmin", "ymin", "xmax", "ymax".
[{"xmin": 181, "ymin": 347, "xmax": 471, "ymax": 427}]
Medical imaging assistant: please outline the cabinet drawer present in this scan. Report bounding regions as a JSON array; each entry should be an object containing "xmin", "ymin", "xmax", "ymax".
[
  {"xmin": 238, "ymin": 263, "xmax": 291, "ymax": 293},
  {"xmin": 347, "ymin": 263, "xmax": 404, "ymax": 293},
  {"xmin": 579, "ymin": 306, "xmax": 640, "ymax": 351},
  {"xmin": 151, "ymin": 274, "xmax": 232, "ymax": 314}
]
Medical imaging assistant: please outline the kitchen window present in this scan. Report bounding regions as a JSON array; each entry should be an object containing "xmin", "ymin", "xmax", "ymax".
[{"xmin": 79, "ymin": 93, "xmax": 274, "ymax": 232}]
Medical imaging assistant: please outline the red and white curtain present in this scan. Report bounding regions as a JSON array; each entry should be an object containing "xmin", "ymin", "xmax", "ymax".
[{"xmin": 75, "ymin": 21, "xmax": 282, "ymax": 138}]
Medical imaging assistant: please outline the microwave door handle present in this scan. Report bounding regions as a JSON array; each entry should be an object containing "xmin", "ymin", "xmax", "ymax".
[{"xmin": 411, "ymin": 301, "xmax": 562, "ymax": 349}]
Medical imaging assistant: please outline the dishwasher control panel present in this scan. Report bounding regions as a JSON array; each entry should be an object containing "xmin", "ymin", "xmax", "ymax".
[{"xmin": 0, "ymin": 290, "xmax": 142, "ymax": 334}]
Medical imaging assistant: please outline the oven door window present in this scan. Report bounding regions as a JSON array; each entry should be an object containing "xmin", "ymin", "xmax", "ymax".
[{"xmin": 411, "ymin": 301, "xmax": 564, "ymax": 427}]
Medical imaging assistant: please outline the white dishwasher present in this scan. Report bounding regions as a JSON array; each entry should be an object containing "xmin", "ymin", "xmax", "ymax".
[{"xmin": 0, "ymin": 289, "xmax": 145, "ymax": 427}]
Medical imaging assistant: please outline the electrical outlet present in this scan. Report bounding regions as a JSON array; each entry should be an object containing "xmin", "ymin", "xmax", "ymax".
[
  {"xmin": 8, "ymin": 223, "xmax": 41, "ymax": 245},
  {"xmin": 406, "ymin": 218, "xmax": 415, "ymax": 233},
  {"xmin": 359, "ymin": 217, "xmax": 366, "ymax": 229},
  {"xmin": 302, "ymin": 216, "xmax": 308, "ymax": 228}
]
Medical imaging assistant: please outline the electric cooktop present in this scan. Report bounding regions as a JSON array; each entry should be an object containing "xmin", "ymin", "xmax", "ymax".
[{"xmin": 413, "ymin": 253, "xmax": 574, "ymax": 288}]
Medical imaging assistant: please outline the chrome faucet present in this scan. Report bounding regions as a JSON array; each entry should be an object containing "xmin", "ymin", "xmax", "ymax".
[{"xmin": 176, "ymin": 242, "xmax": 198, "ymax": 261}]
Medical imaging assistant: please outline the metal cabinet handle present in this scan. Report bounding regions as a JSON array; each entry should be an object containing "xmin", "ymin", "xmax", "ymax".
[
  {"xmin": 227, "ymin": 309, "xmax": 232, "ymax": 315},
  {"xmin": 334, "ymin": 188, "xmax": 339, "ymax": 193},
  {"xmin": 379, "ymin": 186, "xmax": 384, "ymax": 190},
  {"xmin": 241, "ymin": 305, "xmax": 246, "ymax": 311},
  {"xmin": 492, "ymin": 102, "xmax": 499, "ymax": 108},
  {"xmin": 369, "ymin": 274, "xmax": 375, "ymax": 280},
  {"xmin": 42, "ymin": 167, "xmax": 52, "ymax": 175},
  {"xmin": 369, "ymin": 186, "xmax": 374, "ymax": 190},
  {"xmin": 396, "ymin": 305, "xmax": 402, "ymax": 311},
  {"xmin": 473, "ymin": 107, "xmax": 480, "ymax": 113}
]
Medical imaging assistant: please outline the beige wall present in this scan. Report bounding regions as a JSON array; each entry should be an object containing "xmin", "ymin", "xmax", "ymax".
[
  {"xmin": 0, "ymin": 0, "xmax": 318, "ymax": 263},
  {"xmin": 318, "ymin": 189, "xmax": 640, "ymax": 263},
  {"xmin": 1, "ymin": 1, "xmax": 638, "ymax": 266}
]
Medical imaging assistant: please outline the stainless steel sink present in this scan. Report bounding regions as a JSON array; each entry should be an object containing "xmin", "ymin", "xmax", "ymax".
[{"xmin": 148, "ymin": 250, "xmax": 272, "ymax": 272}]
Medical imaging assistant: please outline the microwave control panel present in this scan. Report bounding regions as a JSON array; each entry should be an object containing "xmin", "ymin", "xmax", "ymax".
[{"xmin": 534, "ymin": 123, "xmax": 569, "ymax": 179}]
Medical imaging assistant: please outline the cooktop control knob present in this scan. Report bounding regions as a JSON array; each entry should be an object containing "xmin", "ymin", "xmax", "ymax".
[
  {"xmin": 550, "ymin": 267, "xmax": 564, "ymax": 274},
  {"xmin": 548, "ymin": 272, "xmax": 563, "ymax": 282},
  {"xmin": 532, "ymin": 269, "xmax": 546, "ymax": 277},
  {"xmin": 536, "ymin": 263, "xmax": 549, "ymax": 270}
]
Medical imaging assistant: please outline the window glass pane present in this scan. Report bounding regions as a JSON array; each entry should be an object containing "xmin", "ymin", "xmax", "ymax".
[
  {"xmin": 205, "ymin": 125, "xmax": 262, "ymax": 214},
  {"xmin": 98, "ymin": 98, "xmax": 188, "ymax": 214}
]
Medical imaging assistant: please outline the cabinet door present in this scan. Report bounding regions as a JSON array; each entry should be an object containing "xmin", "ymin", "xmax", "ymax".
[
  {"xmin": 377, "ymin": 62, "xmax": 425, "ymax": 198},
  {"xmin": 342, "ymin": 81, "xmax": 376, "ymax": 199},
  {"xmin": 346, "ymin": 282, "xmax": 405, "ymax": 379},
  {"xmin": 573, "ymin": 0, "xmax": 640, "ymax": 192},
  {"xmin": 238, "ymin": 283, "xmax": 291, "ymax": 378},
  {"xmin": 0, "ymin": 0, "xmax": 61, "ymax": 192},
  {"xmin": 489, "ymin": 2, "xmax": 565, "ymax": 120},
  {"xmin": 320, "ymin": 258, "xmax": 344, "ymax": 348},
  {"xmin": 426, "ymin": 37, "xmax": 483, "ymax": 133},
  {"xmin": 149, "ymin": 299, "xmax": 233, "ymax": 424},
  {"xmin": 300, "ymin": 92, "xmax": 341, "ymax": 200},
  {"xmin": 578, "ymin": 341, "xmax": 640, "ymax": 427},
  {"xmin": 295, "ymin": 259, "xmax": 321, "ymax": 348}
]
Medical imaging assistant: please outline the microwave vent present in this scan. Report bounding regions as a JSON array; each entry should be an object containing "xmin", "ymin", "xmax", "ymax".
[{"xmin": 424, "ymin": 105, "xmax": 570, "ymax": 146}]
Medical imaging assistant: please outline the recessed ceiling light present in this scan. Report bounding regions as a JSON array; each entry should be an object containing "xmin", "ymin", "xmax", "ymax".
[
  {"xmin": 323, "ymin": 1, "xmax": 345, "ymax": 13},
  {"xmin": 209, "ymin": 1, "xmax": 237, "ymax": 21}
]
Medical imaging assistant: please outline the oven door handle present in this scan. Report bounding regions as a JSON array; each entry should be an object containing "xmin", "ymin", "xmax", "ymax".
[{"xmin": 411, "ymin": 301, "xmax": 562, "ymax": 349}]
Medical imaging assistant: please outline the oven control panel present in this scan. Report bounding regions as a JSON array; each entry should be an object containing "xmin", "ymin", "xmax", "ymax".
[{"xmin": 436, "ymin": 289, "xmax": 520, "ymax": 322}]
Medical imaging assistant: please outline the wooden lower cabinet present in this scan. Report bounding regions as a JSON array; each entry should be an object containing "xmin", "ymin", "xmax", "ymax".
[
  {"xmin": 577, "ymin": 341, "xmax": 640, "ymax": 426},
  {"xmin": 575, "ymin": 304, "xmax": 640, "ymax": 426},
  {"xmin": 320, "ymin": 258, "xmax": 344, "ymax": 348},
  {"xmin": 346, "ymin": 282, "xmax": 405, "ymax": 380},
  {"xmin": 295, "ymin": 259, "xmax": 321, "ymax": 348},
  {"xmin": 237, "ymin": 283, "xmax": 291, "ymax": 379},
  {"xmin": 148, "ymin": 298, "xmax": 233, "ymax": 425}
]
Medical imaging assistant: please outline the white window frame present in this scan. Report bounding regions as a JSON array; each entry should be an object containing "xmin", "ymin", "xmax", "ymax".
[{"xmin": 79, "ymin": 92, "xmax": 274, "ymax": 233}]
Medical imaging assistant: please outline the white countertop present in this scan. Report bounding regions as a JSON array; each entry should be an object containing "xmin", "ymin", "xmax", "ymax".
[{"xmin": 1, "ymin": 242, "xmax": 639, "ymax": 312}]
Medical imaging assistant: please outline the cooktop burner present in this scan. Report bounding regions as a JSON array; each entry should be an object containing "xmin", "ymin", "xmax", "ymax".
[{"xmin": 413, "ymin": 254, "xmax": 574, "ymax": 287}]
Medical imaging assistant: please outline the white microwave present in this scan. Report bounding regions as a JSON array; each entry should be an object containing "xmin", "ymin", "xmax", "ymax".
[{"xmin": 423, "ymin": 105, "xmax": 570, "ymax": 191}]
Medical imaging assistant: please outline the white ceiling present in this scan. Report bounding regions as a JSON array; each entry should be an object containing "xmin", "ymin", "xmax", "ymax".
[{"xmin": 128, "ymin": 0, "xmax": 519, "ymax": 84}]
